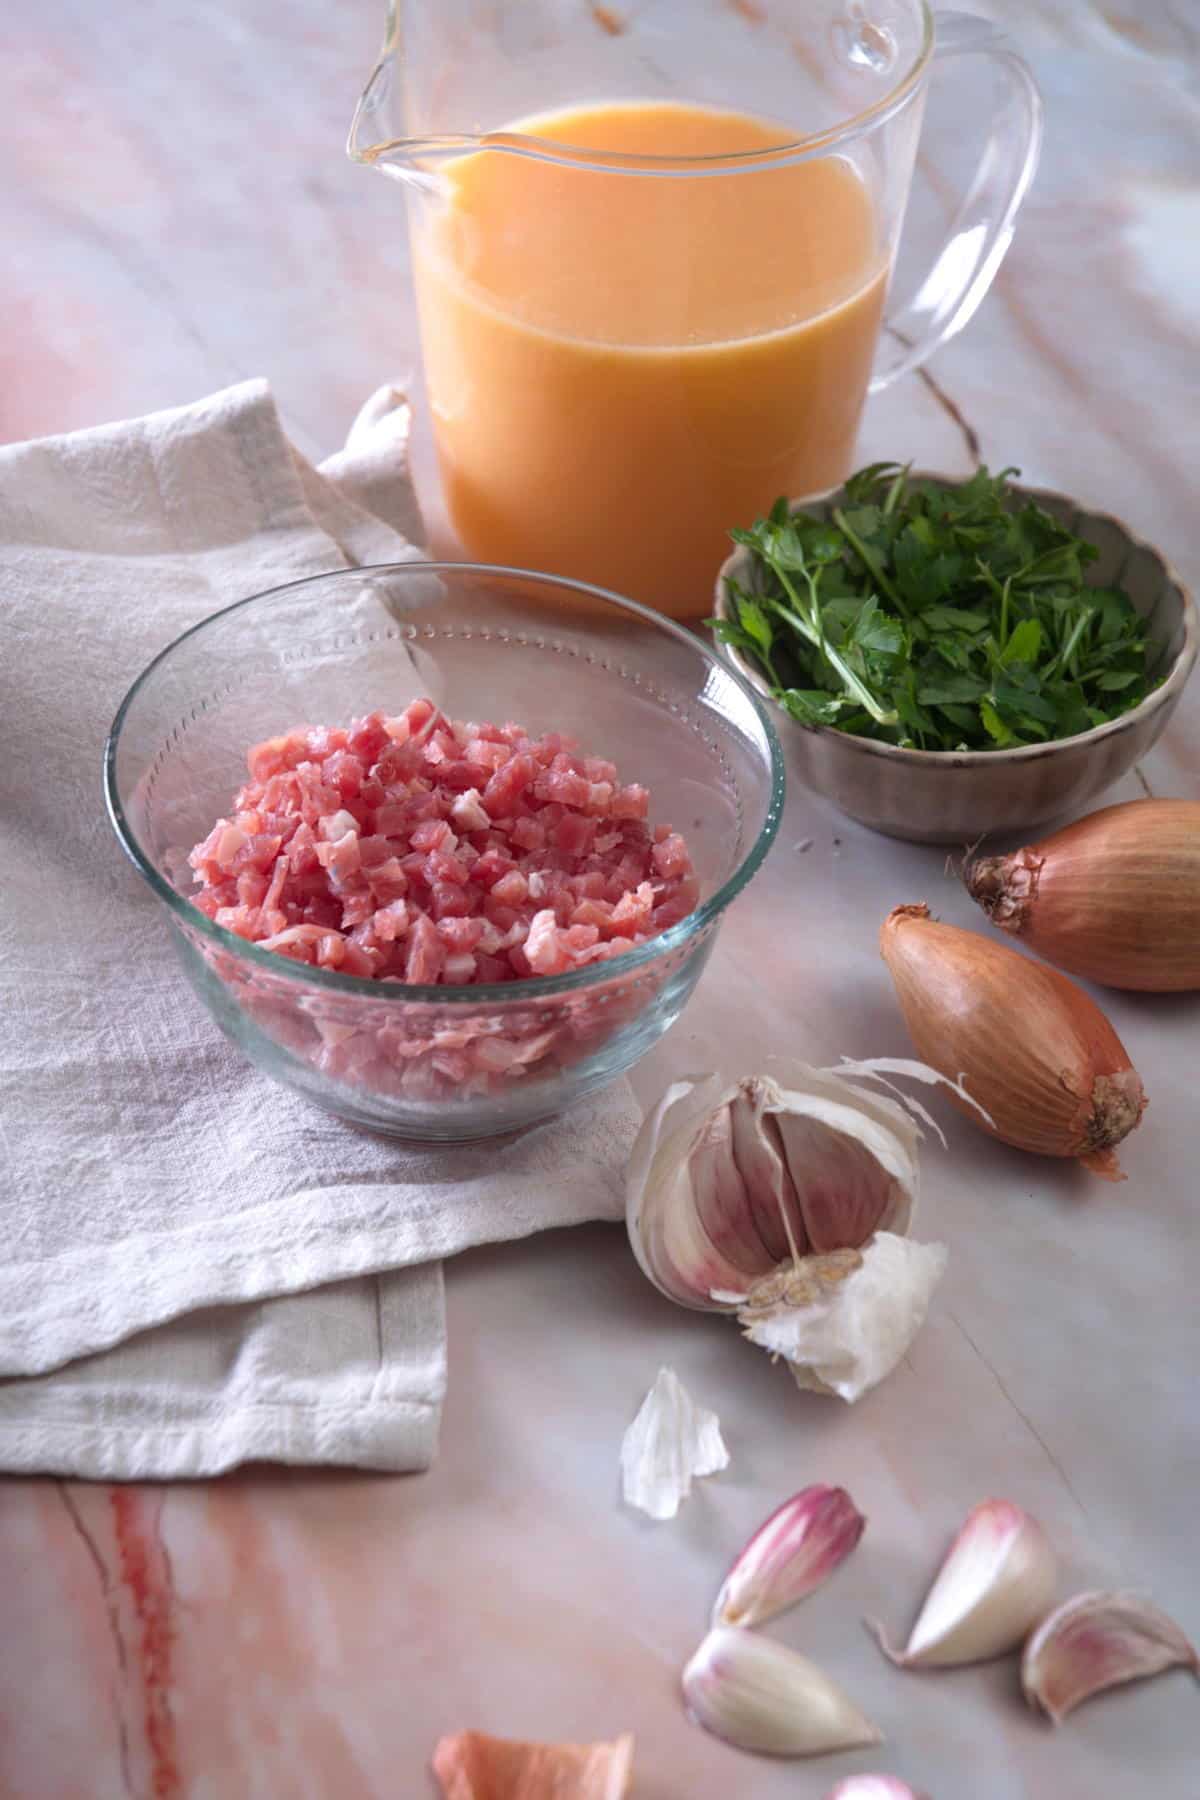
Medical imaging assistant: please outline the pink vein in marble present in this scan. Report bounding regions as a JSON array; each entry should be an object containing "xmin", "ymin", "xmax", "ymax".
[{"xmin": 110, "ymin": 1489, "xmax": 180, "ymax": 1798}]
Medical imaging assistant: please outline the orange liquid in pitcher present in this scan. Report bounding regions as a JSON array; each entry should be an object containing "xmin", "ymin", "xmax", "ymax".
[{"xmin": 414, "ymin": 101, "xmax": 889, "ymax": 617}]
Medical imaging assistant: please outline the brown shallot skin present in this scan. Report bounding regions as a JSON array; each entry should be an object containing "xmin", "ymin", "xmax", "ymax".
[
  {"xmin": 965, "ymin": 799, "xmax": 1200, "ymax": 992},
  {"xmin": 880, "ymin": 905, "xmax": 1146, "ymax": 1180}
]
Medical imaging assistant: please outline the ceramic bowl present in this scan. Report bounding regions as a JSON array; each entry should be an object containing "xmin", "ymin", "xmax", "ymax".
[{"xmin": 714, "ymin": 476, "xmax": 1196, "ymax": 844}]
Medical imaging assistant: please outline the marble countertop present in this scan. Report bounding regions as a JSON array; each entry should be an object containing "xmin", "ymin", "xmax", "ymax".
[{"xmin": 3, "ymin": 3, "xmax": 1199, "ymax": 1795}]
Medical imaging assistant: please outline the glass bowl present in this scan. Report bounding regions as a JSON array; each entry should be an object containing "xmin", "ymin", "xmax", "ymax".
[{"xmin": 105, "ymin": 564, "xmax": 784, "ymax": 1140}]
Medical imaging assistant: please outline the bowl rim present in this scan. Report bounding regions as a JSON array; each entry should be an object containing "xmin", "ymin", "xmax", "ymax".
[
  {"xmin": 105, "ymin": 560, "xmax": 786, "ymax": 1005},
  {"xmin": 713, "ymin": 472, "xmax": 1198, "ymax": 769}
]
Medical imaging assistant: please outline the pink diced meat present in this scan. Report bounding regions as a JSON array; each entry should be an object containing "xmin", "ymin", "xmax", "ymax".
[
  {"xmin": 187, "ymin": 698, "xmax": 699, "ymax": 1092},
  {"xmin": 524, "ymin": 908, "xmax": 569, "ymax": 976},
  {"xmin": 404, "ymin": 913, "xmax": 445, "ymax": 984},
  {"xmin": 610, "ymin": 783, "xmax": 649, "ymax": 820},
  {"xmin": 651, "ymin": 832, "xmax": 691, "ymax": 879}
]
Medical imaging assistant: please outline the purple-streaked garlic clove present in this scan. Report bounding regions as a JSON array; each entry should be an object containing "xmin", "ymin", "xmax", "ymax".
[
  {"xmin": 714, "ymin": 1486, "xmax": 866, "ymax": 1628},
  {"xmin": 871, "ymin": 1499, "xmax": 1057, "ymax": 1668},
  {"xmin": 682, "ymin": 1626, "xmax": 881, "ymax": 1758},
  {"xmin": 1021, "ymin": 1590, "xmax": 1200, "ymax": 1724}
]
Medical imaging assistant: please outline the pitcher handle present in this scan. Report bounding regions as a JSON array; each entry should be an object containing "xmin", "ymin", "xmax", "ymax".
[{"xmin": 869, "ymin": 11, "xmax": 1043, "ymax": 393}]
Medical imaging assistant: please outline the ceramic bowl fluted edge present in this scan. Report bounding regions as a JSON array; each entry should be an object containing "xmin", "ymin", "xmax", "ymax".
[{"xmin": 713, "ymin": 474, "xmax": 1197, "ymax": 844}]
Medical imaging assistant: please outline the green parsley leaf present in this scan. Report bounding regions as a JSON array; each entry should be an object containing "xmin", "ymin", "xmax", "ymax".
[
  {"xmin": 980, "ymin": 699, "xmax": 1017, "ymax": 746},
  {"xmin": 735, "ymin": 596, "xmax": 775, "ymax": 659},
  {"xmin": 1001, "ymin": 618, "xmax": 1043, "ymax": 667},
  {"xmin": 718, "ymin": 463, "xmax": 1156, "ymax": 752},
  {"xmin": 918, "ymin": 673, "xmax": 989, "ymax": 706},
  {"xmin": 780, "ymin": 689, "xmax": 851, "ymax": 726}
]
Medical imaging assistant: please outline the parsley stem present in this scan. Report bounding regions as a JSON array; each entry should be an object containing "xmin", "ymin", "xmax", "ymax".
[
  {"xmin": 832, "ymin": 507, "xmax": 911, "ymax": 620},
  {"xmin": 765, "ymin": 579, "xmax": 898, "ymax": 726},
  {"xmin": 882, "ymin": 463, "xmax": 911, "ymax": 517},
  {"xmin": 1045, "ymin": 605, "xmax": 1094, "ymax": 681}
]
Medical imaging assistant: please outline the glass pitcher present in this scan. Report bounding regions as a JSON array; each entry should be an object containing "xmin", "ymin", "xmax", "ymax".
[{"xmin": 350, "ymin": 2, "xmax": 1041, "ymax": 619}]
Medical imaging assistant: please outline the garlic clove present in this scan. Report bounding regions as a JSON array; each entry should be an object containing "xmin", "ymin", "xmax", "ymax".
[
  {"xmin": 713, "ymin": 1485, "xmax": 866, "ymax": 1628},
  {"xmin": 626, "ymin": 1074, "xmax": 782, "ymax": 1309},
  {"xmin": 770, "ymin": 1103, "xmax": 904, "ymax": 1252},
  {"xmin": 728, "ymin": 1077, "xmax": 803, "ymax": 1263},
  {"xmin": 619, "ymin": 1367, "xmax": 728, "ymax": 1520},
  {"xmin": 1021, "ymin": 1590, "xmax": 1200, "ymax": 1724},
  {"xmin": 823, "ymin": 1780, "xmax": 930, "ymax": 1800},
  {"xmin": 689, "ymin": 1088, "xmax": 797, "ymax": 1270},
  {"xmin": 880, "ymin": 904, "xmax": 1147, "ymax": 1179},
  {"xmin": 871, "ymin": 1499, "xmax": 1057, "ymax": 1669},
  {"xmin": 764, "ymin": 1063, "xmax": 924, "ymax": 1250},
  {"xmin": 682, "ymin": 1626, "xmax": 881, "ymax": 1757},
  {"xmin": 723, "ymin": 1233, "xmax": 948, "ymax": 1405}
]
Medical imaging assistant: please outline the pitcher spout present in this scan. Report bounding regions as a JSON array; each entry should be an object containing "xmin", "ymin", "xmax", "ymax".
[{"xmin": 347, "ymin": 11, "xmax": 478, "ymax": 196}]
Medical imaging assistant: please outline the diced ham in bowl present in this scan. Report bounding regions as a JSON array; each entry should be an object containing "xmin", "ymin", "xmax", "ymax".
[{"xmin": 185, "ymin": 698, "xmax": 700, "ymax": 1101}]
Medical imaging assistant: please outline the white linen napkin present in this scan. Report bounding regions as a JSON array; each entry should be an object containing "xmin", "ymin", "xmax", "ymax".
[{"xmin": 0, "ymin": 380, "xmax": 640, "ymax": 1479}]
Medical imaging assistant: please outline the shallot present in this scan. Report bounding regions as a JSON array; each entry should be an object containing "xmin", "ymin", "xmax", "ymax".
[
  {"xmin": 880, "ymin": 905, "xmax": 1146, "ymax": 1179},
  {"xmin": 965, "ymin": 798, "xmax": 1200, "ymax": 991}
]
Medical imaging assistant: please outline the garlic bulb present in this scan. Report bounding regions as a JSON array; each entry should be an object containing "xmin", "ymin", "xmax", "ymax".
[
  {"xmin": 620, "ymin": 1367, "xmax": 728, "ymax": 1521},
  {"xmin": 880, "ymin": 905, "xmax": 1147, "ymax": 1180},
  {"xmin": 682, "ymin": 1626, "xmax": 881, "ymax": 1757},
  {"xmin": 626, "ymin": 1062, "xmax": 954, "ymax": 1401},
  {"xmin": 627, "ymin": 1068, "xmax": 921, "ymax": 1306},
  {"xmin": 871, "ymin": 1499, "xmax": 1057, "ymax": 1669},
  {"xmin": 965, "ymin": 799, "xmax": 1200, "ymax": 992},
  {"xmin": 713, "ymin": 1485, "xmax": 866, "ymax": 1628},
  {"xmin": 1022, "ymin": 1590, "xmax": 1200, "ymax": 1724}
]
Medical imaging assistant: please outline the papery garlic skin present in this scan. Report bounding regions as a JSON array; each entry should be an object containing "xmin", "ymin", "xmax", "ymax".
[
  {"xmin": 625, "ymin": 1066, "xmax": 920, "ymax": 1311},
  {"xmin": 624, "ymin": 1077, "xmax": 725, "ymax": 1307},
  {"xmin": 682, "ymin": 1626, "xmax": 881, "ymax": 1757},
  {"xmin": 965, "ymin": 799, "xmax": 1200, "ymax": 992},
  {"xmin": 1022, "ymin": 1590, "xmax": 1200, "ymax": 1724},
  {"xmin": 720, "ymin": 1234, "xmax": 947, "ymax": 1405},
  {"xmin": 880, "ymin": 905, "xmax": 1146, "ymax": 1180},
  {"xmin": 872, "ymin": 1498, "xmax": 1057, "ymax": 1669},
  {"xmin": 824, "ymin": 1780, "xmax": 930, "ymax": 1800},
  {"xmin": 619, "ymin": 1367, "xmax": 728, "ymax": 1521},
  {"xmin": 433, "ymin": 1730, "xmax": 634, "ymax": 1800},
  {"xmin": 714, "ymin": 1485, "xmax": 866, "ymax": 1628}
]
